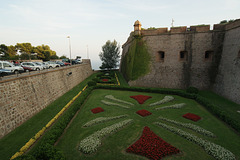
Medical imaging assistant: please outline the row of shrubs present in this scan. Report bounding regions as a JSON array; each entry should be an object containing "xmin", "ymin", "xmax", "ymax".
[{"xmin": 96, "ymin": 85, "xmax": 240, "ymax": 133}]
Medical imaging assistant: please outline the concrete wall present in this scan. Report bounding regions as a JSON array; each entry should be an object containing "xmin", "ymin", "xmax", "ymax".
[
  {"xmin": 213, "ymin": 20, "xmax": 240, "ymax": 104},
  {"xmin": 0, "ymin": 60, "xmax": 93, "ymax": 138}
]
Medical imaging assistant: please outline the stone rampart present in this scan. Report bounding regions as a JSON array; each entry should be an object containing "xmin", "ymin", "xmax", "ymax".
[
  {"xmin": 121, "ymin": 19, "xmax": 240, "ymax": 104},
  {"xmin": 0, "ymin": 60, "xmax": 93, "ymax": 138}
]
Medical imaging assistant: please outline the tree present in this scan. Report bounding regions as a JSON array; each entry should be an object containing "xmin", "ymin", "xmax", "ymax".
[
  {"xmin": 60, "ymin": 55, "xmax": 67, "ymax": 59},
  {"xmin": 99, "ymin": 40, "xmax": 120, "ymax": 70},
  {"xmin": 0, "ymin": 44, "xmax": 8, "ymax": 58},
  {"xmin": 16, "ymin": 43, "xmax": 34, "ymax": 60}
]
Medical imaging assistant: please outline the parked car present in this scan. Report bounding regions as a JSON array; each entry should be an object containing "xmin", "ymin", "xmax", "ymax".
[
  {"xmin": 21, "ymin": 65, "xmax": 34, "ymax": 72},
  {"xmin": 33, "ymin": 62, "xmax": 48, "ymax": 69},
  {"xmin": 21, "ymin": 62, "xmax": 44, "ymax": 71},
  {"xmin": 46, "ymin": 61, "xmax": 60, "ymax": 68},
  {"xmin": 0, "ymin": 68, "xmax": 12, "ymax": 77},
  {"xmin": 63, "ymin": 62, "xmax": 71, "ymax": 66},
  {"xmin": 56, "ymin": 61, "xmax": 65, "ymax": 67},
  {"xmin": 0, "ymin": 61, "xmax": 24, "ymax": 74}
]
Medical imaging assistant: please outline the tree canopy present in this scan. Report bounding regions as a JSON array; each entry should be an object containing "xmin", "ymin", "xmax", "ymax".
[
  {"xmin": 99, "ymin": 40, "xmax": 120, "ymax": 70},
  {"xmin": 0, "ymin": 43, "xmax": 58, "ymax": 61}
]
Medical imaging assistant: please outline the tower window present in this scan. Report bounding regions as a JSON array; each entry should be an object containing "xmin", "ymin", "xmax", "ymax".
[
  {"xmin": 205, "ymin": 51, "xmax": 213, "ymax": 61},
  {"xmin": 179, "ymin": 51, "xmax": 188, "ymax": 61},
  {"xmin": 156, "ymin": 51, "xmax": 165, "ymax": 62}
]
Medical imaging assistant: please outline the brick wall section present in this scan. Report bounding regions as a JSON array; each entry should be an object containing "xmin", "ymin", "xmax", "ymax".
[{"xmin": 0, "ymin": 60, "xmax": 93, "ymax": 138}]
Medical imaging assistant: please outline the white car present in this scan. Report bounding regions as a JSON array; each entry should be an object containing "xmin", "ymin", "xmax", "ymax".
[
  {"xmin": 0, "ymin": 61, "xmax": 24, "ymax": 74},
  {"xmin": 33, "ymin": 62, "xmax": 49, "ymax": 69},
  {"xmin": 21, "ymin": 62, "xmax": 44, "ymax": 71},
  {"xmin": 46, "ymin": 61, "xmax": 60, "ymax": 68}
]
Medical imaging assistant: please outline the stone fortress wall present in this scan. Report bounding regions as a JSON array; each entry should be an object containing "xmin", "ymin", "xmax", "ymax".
[
  {"xmin": 0, "ymin": 59, "xmax": 94, "ymax": 138},
  {"xmin": 121, "ymin": 19, "xmax": 240, "ymax": 104}
]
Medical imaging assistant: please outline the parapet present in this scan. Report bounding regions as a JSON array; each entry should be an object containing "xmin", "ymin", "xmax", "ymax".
[
  {"xmin": 141, "ymin": 28, "xmax": 168, "ymax": 36},
  {"xmin": 190, "ymin": 25, "xmax": 210, "ymax": 32},
  {"xmin": 170, "ymin": 26, "xmax": 187, "ymax": 33}
]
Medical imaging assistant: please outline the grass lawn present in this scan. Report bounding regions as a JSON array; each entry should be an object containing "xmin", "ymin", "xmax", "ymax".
[{"xmin": 56, "ymin": 89, "xmax": 240, "ymax": 160}]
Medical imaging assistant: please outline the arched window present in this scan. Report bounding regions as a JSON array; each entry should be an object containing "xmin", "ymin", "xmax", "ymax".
[
  {"xmin": 179, "ymin": 51, "xmax": 188, "ymax": 61},
  {"xmin": 205, "ymin": 50, "xmax": 213, "ymax": 61},
  {"xmin": 156, "ymin": 51, "xmax": 165, "ymax": 62}
]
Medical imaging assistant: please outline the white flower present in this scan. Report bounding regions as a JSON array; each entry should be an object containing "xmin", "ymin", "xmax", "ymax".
[
  {"xmin": 101, "ymin": 100, "xmax": 130, "ymax": 108},
  {"xmin": 155, "ymin": 103, "xmax": 186, "ymax": 110},
  {"xmin": 149, "ymin": 96, "xmax": 174, "ymax": 106},
  {"xmin": 82, "ymin": 115, "xmax": 128, "ymax": 127},
  {"xmin": 105, "ymin": 95, "xmax": 134, "ymax": 106},
  {"xmin": 79, "ymin": 119, "xmax": 133, "ymax": 154},
  {"xmin": 158, "ymin": 116, "xmax": 215, "ymax": 137},
  {"xmin": 154, "ymin": 122, "xmax": 236, "ymax": 160}
]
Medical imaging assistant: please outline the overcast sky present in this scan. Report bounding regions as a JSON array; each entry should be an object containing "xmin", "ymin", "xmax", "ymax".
[{"xmin": 0, "ymin": 0, "xmax": 239, "ymax": 69}]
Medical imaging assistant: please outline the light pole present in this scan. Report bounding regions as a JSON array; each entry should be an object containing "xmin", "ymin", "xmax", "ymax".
[
  {"xmin": 67, "ymin": 36, "xmax": 72, "ymax": 64},
  {"xmin": 86, "ymin": 45, "xmax": 89, "ymax": 59}
]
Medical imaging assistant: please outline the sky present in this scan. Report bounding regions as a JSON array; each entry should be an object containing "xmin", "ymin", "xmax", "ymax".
[{"xmin": 0, "ymin": 0, "xmax": 239, "ymax": 69}]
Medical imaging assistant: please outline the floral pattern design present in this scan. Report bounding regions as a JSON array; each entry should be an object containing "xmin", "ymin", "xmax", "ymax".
[
  {"xmin": 126, "ymin": 126, "xmax": 180, "ymax": 160},
  {"xmin": 182, "ymin": 113, "xmax": 201, "ymax": 122}
]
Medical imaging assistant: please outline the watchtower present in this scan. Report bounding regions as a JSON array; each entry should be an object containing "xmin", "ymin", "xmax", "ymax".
[{"xmin": 134, "ymin": 20, "xmax": 142, "ymax": 35}]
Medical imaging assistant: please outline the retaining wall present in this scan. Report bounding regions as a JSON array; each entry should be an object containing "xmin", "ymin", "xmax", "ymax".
[{"xmin": 0, "ymin": 60, "xmax": 93, "ymax": 138}]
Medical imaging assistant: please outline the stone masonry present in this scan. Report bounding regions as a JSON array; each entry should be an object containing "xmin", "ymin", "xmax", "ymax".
[
  {"xmin": 0, "ymin": 59, "xmax": 93, "ymax": 138},
  {"xmin": 121, "ymin": 19, "xmax": 240, "ymax": 104}
]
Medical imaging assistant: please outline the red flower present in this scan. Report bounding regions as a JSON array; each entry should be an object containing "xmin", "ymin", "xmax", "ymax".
[
  {"xmin": 182, "ymin": 113, "xmax": 201, "ymax": 122},
  {"xmin": 136, "ymin": 109, "xmax": 152, "ymax": 117},
  {"xmin": 126, "ymin": 126, "xmax": 180, "ymax": 160},
  {"xmin": 91, "ymin": 107, "xmax": 104, "ymax": 114},
  {"xmin": 102, "ymin": 79, "xmax": 109, "ymax": 82},
  {"xmin": 130, "ymin": 95, "xmax": 152, "ymax": 104}
]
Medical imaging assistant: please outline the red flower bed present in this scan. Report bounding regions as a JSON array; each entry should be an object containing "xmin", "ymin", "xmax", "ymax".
[
  {"xmin": 126, "ymin": 126, "xmax": 180, "ymax": 160},
  {"xmin": 182, "ymin": 113, "xmax": 201, "ymax": 122},
  {"xmin": 102, "ymin": 79, "xmax": 109, "ymax": 82},
  {"xmin": 130, "ymin": 95, "xmax": 152, "ymax": 104},
  {"xmin": 91, "ymin": 107, "xmax": 104, "ymax": 114},
  {"xmin": 136, "ymin": 109, "xmax": 152, "ymax": 117}
]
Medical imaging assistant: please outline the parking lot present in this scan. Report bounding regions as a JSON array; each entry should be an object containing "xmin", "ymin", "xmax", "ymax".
[{"xmin": 0, "ymin": 64, "xmax": 81, "ymax": 81}]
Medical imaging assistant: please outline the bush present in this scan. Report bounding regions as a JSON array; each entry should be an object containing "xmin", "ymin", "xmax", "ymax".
[
  {"xmin": 32, "ymin": 143, "xmax": 65, "ymax": 160},
  {"xmin": 186, "ymin": 87, "xmax": 199, "ymax": 94},
  {"xmin": 88, "ymin": 81, "xmax": 96, "ymax": 86},
  {"xmin": 13, "ymin": 155, "xmax": 36, "ymax": 160}
]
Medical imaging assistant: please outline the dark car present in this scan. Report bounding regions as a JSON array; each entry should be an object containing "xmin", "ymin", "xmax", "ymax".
[
  {"xmin": 0, "ymin": 68, "xmax": 12, "ymax": 77},
  {"xmin": 56, "ymin": 61, "xmax": 65, "ymax": 67}
]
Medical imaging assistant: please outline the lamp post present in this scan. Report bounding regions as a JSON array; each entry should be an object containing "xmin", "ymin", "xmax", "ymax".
[{"xmin": 67, "ymin": 36, "xmax": 72, "ymax": 64}]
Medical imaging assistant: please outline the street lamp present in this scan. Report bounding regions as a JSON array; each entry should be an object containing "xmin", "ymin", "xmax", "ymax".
[{"xmin": 67, "ymin": 36, "xmax": 72, "ymax": 64}]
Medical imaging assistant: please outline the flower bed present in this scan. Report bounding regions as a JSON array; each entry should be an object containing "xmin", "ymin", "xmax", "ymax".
[
  {"xmin": 79, "ymin": 119, "xmax": 133, "ymax": 154},
  {"xmin": 105, "ymin": 95, "xmax": 134, "ymax": 106},
  {"xmin": 102, "ymin": 79, "xmax": 109, "ymax": 82},
  {"xmin": 101, "ymin": 100, "xmax": 130, "ymax": 109},
  {"xmin": 158, "ymin": 116, "xmax": 215, "ymax": 137},
  {"xmin": 130, "ymin": 95, "xmax": 152, "ymax": 104},
  {"xmin": 82, "ymin": 115, "xmax": 128, "ymax": 127},
  {"xmin": 126, "ymin": 126, "xmax": 180, "ymax": 160},
  {"xmin": 155, "ymin": 103, "xmax": 186, "ymax": 110},
  {"xmin": 183, "ymin": 113, "xmax": 201, "ymax": 122},
  {"xmin": 136, "ymin": 109, "xmax": 152, "ymax": 117},
  {"xmin": 91, "ymin": 107, "xmax": 104, "ymax": 114},
  {"xmin": 154, "ymin": 122, "xmax": 236, "ymax": 160},
  {"xmin": 150, "ymin": 96, "xmax": 174, "ymax": 106}
]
